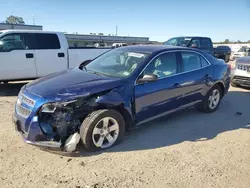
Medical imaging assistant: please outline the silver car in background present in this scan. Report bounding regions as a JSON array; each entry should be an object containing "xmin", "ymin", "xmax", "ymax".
[
  {"xmin": 230, "ymin": 56, "xmax": 250, "ymax": 88},
  {"xmin": 230, "ymin": 46, "xmax": 250, "ymax": 61}
]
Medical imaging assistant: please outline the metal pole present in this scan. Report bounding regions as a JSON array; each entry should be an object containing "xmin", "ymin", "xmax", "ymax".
[{"xmin": 32, "ymin": 15, "xmax": 35, "ymax": 25}]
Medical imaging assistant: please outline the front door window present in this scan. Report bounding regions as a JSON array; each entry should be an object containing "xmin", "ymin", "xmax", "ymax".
[{"xmin": 143, "ymin": 52, "xmax": 178, "ymax": 79}]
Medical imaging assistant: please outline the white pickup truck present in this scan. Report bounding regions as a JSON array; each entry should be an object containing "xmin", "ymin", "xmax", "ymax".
[{"xmin": 0, "ymin": 30, "xmax": 111, "ymax": 82}]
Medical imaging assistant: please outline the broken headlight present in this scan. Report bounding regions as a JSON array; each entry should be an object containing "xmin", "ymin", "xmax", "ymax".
[{"xmin": 40, "ymin": 100, "xmax": 77, "ymax": 113}]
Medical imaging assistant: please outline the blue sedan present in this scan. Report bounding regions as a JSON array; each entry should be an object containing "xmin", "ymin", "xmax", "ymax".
[{"xmin": 13, "ymin": 45, "xmax": 231, "ymax": 152}]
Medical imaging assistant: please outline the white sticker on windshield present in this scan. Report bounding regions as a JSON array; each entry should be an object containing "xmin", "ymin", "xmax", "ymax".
[
  {"xmin": 123, "ymin": 71, "xmax": 130, "ymax": 76},
  {"xmin": 128, "ymin": 52, "xmax": 145, "ymax": 58}
]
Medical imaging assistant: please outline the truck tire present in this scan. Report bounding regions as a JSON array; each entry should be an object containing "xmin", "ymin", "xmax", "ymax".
[
  {"xmin": 230, "ymin": 82, "xmax": 238, "ymax": 88},
  {"xmin": 80, "ymin": 109, "xmax": 125, "ymax": 151},
  {"xmin": 198, "ymin": 85, "xmax": 222, "ymax": 113}
]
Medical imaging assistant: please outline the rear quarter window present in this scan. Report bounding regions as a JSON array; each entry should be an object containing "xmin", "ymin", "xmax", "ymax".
[
  {"xmin": 35, "ymin": 33, "xmax": 61, "ymax": 49},
  {"xmin": 200, "ymin": 38, "xmax": 211, "ymax": 50}
]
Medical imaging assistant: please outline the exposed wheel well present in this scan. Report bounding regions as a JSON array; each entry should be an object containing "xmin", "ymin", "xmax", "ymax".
[
  {"xmin": 215, "ymin": 82, "xmax": 225, "ymax": 97},
  {"xmin": 90, "ymin": 104, "xmax": 134, "ymax": 132},
  {"xmin": 114, "ymin": 105, "xmax": 134, "ymax": 132}
]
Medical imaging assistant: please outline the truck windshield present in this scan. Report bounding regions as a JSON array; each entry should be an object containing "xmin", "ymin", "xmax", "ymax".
[
  {"xmin": 85, "ymin": 48, "xmax": 150, "ymax": 78},
  {"xmin": 164, "ymin": 37, "xmax": 192, "ymax": 46},
  {"xmin": 238, "ymin": 47, "xmax": 249, "ymax": 52}
]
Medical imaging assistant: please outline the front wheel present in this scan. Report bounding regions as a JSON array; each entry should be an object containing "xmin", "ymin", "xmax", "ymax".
[
  {"xmin": 80, "ymin": 109, "xmax": 125, "ymax": 151},
  {"xmin": 199, "ymin": 85, "xmax": 222, "ymax": 113}
]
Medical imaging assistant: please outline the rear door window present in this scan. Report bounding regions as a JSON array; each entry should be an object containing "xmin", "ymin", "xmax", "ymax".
[
  {"xmin": 200, "ymin": 38, "xmax": 211, "ymax": 51},
  {"xmin": 181, "ymin": 52, "xmax": 209, "ymax": 72},
  {"xmin": 35, "ymin": 33, "xmax": 60, "ymax": 49},
  {"xmin": 188, "ymin": 39, "xmax": 201, "ymax": 48}
]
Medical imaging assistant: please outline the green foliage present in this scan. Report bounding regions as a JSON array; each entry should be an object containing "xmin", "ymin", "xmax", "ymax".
[{"xmin": 5, "ymin": 15, "xmax": 25, "ymax": 24}]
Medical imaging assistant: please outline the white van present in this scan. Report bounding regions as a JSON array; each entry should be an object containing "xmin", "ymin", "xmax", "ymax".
[{"xmin": 0, "ymin": 30, "xmax": 111, "ymax": 82}]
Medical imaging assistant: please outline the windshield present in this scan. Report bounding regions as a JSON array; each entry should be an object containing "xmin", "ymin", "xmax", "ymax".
[
  {"xmin": 85, "ymin": 48, "xmax": 150, "ymax": 78},
  {"xmin": 164, "ymin": 37, "xmax": 192, "ymax": 46}
]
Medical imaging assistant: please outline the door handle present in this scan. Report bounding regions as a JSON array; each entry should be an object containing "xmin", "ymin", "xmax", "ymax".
[
  {"xmin": 173, "ymin": 83, "xmax": 180, "ymax": 87},
  {"xmin": 58, "ymin": 53, "xmax": 65, "ymax": 57},
  {"xmin": 204, "ymin": 74, "xmax": 211, "ymax": 78},
  {"xmin": 25, "ymin": 53, "xmax": 34, "ymax": 58}
]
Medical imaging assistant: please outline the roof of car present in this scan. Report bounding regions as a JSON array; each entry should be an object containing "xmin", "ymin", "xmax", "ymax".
[
  {"xmin": 172, "ymin": 36, "xmax": 211, "ymax": 39},
  {"xmin": 120, "ymin": 45, "xmax": 193, "ymax": 53}
]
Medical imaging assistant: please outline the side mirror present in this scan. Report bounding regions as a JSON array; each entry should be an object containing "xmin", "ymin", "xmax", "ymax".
[
  {"xmin": 0, "ymin": 41, "xmax": 3, "ymax": 51},
  {"xmin": 79, "ymin": 59, "xmax": 92, "ymax": 68},
  {"xmin": 191, "ymin": 44, "xmax": 198, "ymax": 48},
  {"xmin": 137, "ymin": 74, "xmax": 158, "ymax": 84}
]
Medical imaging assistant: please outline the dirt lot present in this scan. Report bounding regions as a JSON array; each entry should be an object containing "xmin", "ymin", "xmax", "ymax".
[{"xmin": 0, "ymin": 82, "xmax": 250, "ymax": 188}]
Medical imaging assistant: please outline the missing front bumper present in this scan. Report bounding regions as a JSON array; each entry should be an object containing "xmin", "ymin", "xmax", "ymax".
[
  {"xmin": 12, "ymin": 113, "xmax": 62, "ymax": 150},
  {"xmin": 13, "ymin": 113, "xmax": 80, "ymax": 152}
]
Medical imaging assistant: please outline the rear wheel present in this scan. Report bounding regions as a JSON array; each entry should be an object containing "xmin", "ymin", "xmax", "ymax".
[
  {"xmin": 199, "ymin": 85, "xmax": 222, "ymax": 113},
  {"xmin": 80, "ymin": 109, "xmax": 125, "ymax": 151}
]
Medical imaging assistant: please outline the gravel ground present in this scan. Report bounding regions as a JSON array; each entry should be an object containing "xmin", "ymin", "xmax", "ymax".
[{"xmin": 0, "ymin": 82, "xmax": 250, "ymax": 188}]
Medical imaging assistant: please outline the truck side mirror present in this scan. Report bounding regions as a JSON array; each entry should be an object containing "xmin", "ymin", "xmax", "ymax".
[{"xmin": 191, "ymin": 44, "xmax": 198, "ymax": 48}]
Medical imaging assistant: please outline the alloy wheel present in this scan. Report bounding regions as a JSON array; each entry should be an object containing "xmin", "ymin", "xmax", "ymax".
[
  {"xmin": 92, "ymin": 117, "xmax": 119, "ymax": 148},
  {"xmin": 208, "ymin": 89, "xmax": 220, "ymax": 110}
]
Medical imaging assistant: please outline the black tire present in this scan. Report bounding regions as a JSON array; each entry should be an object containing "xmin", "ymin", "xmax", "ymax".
[
  {"xmin": 80, "ymin": 109, "xmax": 125, "ymax": 151},
  {"xmin": 198, "ymin": 85, "xmax": 222, "ymax": 113}
]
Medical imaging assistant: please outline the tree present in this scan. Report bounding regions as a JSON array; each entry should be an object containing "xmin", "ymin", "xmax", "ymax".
[
  {"xmin": 223, "ymin": 39, "xmax": 230, "ymax": 44},
  {"xmin": 5, "ymin": 15, "xmax": 25, "ymax": 24}
]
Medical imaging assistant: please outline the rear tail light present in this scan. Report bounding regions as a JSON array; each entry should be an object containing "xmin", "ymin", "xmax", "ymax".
[
  {"xmin": 227, "ymin": 64, "xmax": 232, "ymax": 69},
  {"xmin": 228, "ymin": 61, "xmax": 235, "ymax": 69}
]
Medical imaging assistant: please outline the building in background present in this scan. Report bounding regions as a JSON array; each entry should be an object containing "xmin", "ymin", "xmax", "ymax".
[
  {"xmin": 65, "ymin": 33, "xmax": 151, "ymax": 47},
  {"xmin": 0, "ymin": 23, "xmax": 43, "ymax": 31},
  {"xmin": 0, "ymin": 23, "xmax": 157, "ymax": 46}
]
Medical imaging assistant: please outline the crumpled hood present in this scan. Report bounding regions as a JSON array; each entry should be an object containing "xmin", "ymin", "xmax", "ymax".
[{"xmin": 25, "ymin": 67, "xmax": 122, "ymax": 100}]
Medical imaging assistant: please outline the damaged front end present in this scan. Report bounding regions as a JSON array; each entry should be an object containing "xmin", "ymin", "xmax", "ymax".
[
  {"xmin": 13, "ymin": 84, "xmax": 133, "ymax": 153},
  {"xmin": 37, "ymin": 97, "xmax": 97, "ymax": 152}
]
